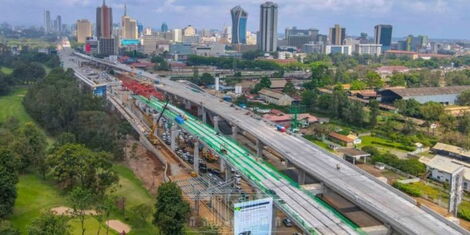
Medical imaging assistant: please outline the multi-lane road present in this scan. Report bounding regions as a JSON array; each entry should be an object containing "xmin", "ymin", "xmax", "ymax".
[{"xmin": 61, "ymin": 48, "xmax": 468, "ymax": 235}]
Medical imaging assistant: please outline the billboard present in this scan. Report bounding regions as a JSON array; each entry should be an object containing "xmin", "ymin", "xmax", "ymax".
[{"xmin": 234, "ymin": 198, "xmax": 273, "ymax": 235}]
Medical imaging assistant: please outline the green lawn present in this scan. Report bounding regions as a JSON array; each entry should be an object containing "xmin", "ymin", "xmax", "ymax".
[
  {"xmin": 0, "ymin": 88, "xmax": 32, "ymax": 124},
  {"xmin": 359, "ymin": 135, "xmax": 414, "ymax": 153},
  {"xmin": 10, "ymin": 165, "xmax": 159, "ymax": 235},
  {"xmin": 109, "ymin": 165, "xmax": 159, "ymax": 235},
  {"xmin": 9, "ymin": 175, "xmax": 68, "ymax": 234},
  {"xmin": 1, "ymin": 66, "xmax": 13, "ymax": 75}
]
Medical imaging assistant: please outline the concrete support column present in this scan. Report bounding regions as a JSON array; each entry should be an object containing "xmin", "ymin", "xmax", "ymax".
[
  {"xmin": 213, "ymin": 116, "xmax": 220, "ymax": 132},
  {"xmin": 298, "ymin": 169, "xmax": 306, "ymax": 185},
  {"xmin": 231, "ymin": 125, "xmax": 238, "ymax": 139},
  {"xmin": 220, "ymin": 158, "xmax": 226, "ymax": 173},
  {"xmin": 225, "ymin": 166, "xmax": 232, "ymax": 182},
  {"xmin": 185, "ymin": 100, "xmax": 191, "ymax": 110},
  {"xmin": 202, "ymin": 107, "xmax": 207, "ymax": 123},
  {"xmin": 170, "ymin": 125, "xmax": 179, "ymax": 151},
  {"xmin": 256, "ymin": 139, "xmax": 264, "ymax": 158},
  {"xmin": 193, "ymin": 141, "xmax": 200, "ymax": 175}
]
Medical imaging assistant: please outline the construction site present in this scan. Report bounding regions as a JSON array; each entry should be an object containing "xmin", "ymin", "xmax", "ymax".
[{"xmin": 60, "ymin": 48, "xmax": 469, "ymax": 235}]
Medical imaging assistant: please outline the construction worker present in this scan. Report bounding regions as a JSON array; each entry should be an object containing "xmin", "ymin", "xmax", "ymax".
[{"xmin": 336, "ymin": 164, "xmax": 341, "ymax": 170}]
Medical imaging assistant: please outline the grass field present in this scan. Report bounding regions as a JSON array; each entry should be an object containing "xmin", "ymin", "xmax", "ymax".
[
  {"xmin": 0, "ymin": 88, "xmax": 33, "ymax": 124},
  {"xmin": 9, "ymin": 175, "xmax": 68, "ymax": 234},
  {"xmin": 359, "ymin": 135, "xmax": 414, "ymax": 153},
  {"xmin": 10, "ymin": 165, "xmax": 159, "ymax": 235},
  {"xmin": 1, "ymin": 66, "xmax": 13, "ymax": 75}
]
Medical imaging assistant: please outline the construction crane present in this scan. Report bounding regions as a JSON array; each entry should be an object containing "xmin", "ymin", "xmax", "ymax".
[
  {"xmin": 148, "ymin": 99, "xmax": 169, "ymax": 145},
  {"xmin": 290, "ymin": 103, "xmax": 301, "ymax": 133}
]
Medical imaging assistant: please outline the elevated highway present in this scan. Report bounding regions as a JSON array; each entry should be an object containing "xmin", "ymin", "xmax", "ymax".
[{"xmin": 61, "ymin": 49, "xmax": 468, "ymax": 235}]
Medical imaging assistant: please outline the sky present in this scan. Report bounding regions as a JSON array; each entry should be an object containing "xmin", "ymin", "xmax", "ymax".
[{"xmin": 2, "ymin": 0, "xmax": 470, "ymax": 39}]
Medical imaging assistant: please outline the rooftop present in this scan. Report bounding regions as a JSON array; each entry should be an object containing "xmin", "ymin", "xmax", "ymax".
[
  {"xmin": 385, "ymin": 86, "xmax": 470, "ymax": 98},
  {"xmin": 338, "ymin": 148, "xmax": 371, "ymax": 157},
  {"xmin": 259, "ymin": 88, "xmax": 290, "ymax": 100},
  {"xmin": 432, "ymin": 142, "xmax": 470, "ymax": 158},
  {"xmin": 329, "ymin": 132, "xmax": 354, "ymax": 143},
  {"xmin": 424, "ymin": 155, "xmax": 470, "ymax": 180}
]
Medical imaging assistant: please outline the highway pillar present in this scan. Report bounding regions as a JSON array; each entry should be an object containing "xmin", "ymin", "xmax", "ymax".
[
  {"xmin": 225, "ymin": 166, "xmax": 232, "ymax": 182},
  {"xmin": 231, "ymin": 125, "xmax": 238, "ymax": 139},
  {"xmin": 185, "ymin": 100, "xmax": 191, "ymax": 110},
  {"xmin": 170, "ymin": 125, "xmax": 179, "ymax": 151},
  {"xmin": 256, "ymin": 139, "xmax": 263, "ymax": 158},
  {"xmin": 193, "ymin": 140, "xmax": 200, "ymax": 175},
  {"xmin": 213, "ymin": 116, "xmax": 220, "ymax": 132},
  {"xmin": 202, "ymin": 107, "xmax": 207, "ymax": 123},
  {"xmin": 220, "ymin": 158, "xmax": 226, "ymax": 173},
  {"xmin": 298, "ymin": 170, "xmax": 306, "ymax": 185}
]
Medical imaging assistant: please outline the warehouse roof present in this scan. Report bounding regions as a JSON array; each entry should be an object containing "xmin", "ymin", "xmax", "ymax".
[
  {"xmin": 425, "ymin": 155, "xmax": 470, "ymax": 180},
  {"xmin": 385, "ymin": 86, "xmax": 470, "ymax": 98},
  {"xmin": 432, "ymin": 142, "xmax": 470, "ymax": 159},
  {"xmin": 259, "ymin": 89, "xmax": 291, "ymax": 100}
]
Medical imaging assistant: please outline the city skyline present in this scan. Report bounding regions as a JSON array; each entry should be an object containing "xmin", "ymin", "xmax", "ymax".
[{"xmin": 3, "ymin": 0, "xmax": 470, "ymax": 39}]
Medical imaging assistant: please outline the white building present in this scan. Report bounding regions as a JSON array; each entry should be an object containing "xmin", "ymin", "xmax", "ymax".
[
  {"xmin": 183, "ymin": 25, "xmax": 196, "ymax": 37},
  {"xmin": 355, "ymin": 44, "xmax": 382, "ymax": 56},
  {"xmin": 142, "ymin": 35, "xmax": 158, "ymax": 55},
  {"xmin": 325, "ymin": 45, "xmax": 352, "ymax": 55},
  {"xmin": 193, "ymin": 44, "xmax": 226, "ymax": 57},
  {"xmin": 171, "ymin": 29, "xmax": 183, "ymax": 43},
  {"xmin": 424, "ymin": 155, "xmax": 470, "ymax": 191},
  {"xmin": 258, "ymin": 88, "xmax": 294, "ymax": 106}
]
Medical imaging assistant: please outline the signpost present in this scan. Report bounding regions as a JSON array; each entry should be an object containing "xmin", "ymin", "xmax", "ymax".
[{"xmin": 234, "ymin": 198, "xmax": 274, "ymax": 235}]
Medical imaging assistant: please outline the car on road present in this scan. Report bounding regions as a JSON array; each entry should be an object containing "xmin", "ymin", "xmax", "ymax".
[{"xmin": 283, "ymin": 218, "xmax": 293, "ymax": 227}]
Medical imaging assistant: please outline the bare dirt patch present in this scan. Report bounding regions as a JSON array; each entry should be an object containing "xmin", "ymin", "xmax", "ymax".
[
  {"xmin": 50, "ymin": 206, "xmax": 97, "ymax": 216},
  {"xmin": 106, "ymin": 220, "xmax": 131, "ymax": 234}
]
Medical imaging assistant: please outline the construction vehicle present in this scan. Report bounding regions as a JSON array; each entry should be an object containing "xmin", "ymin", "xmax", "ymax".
[
  {"xmin": 146, "ymin": 99, "xmax": 170, "ymax": 145},
  {"xmin": 202, "ymin": 148, "xmax": 218, "ymax": 162}
]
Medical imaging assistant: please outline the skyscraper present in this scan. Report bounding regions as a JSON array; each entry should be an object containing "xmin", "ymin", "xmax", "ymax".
[
  {"xmin": 76, "ymin": 19, "xmax": 92, "ymax": 43},
  {"xmin": 329, "ymin": 24, "xmax": 345, "ymax": 45},
  {"xmin": 161, "ymin": 22, "xmax": 169, "ymax": 32},
  {"xmin": 44, "ymin": 10, "xmax": 51, "ymax": 33},
  {"xmin": 56, "ymin": 15, "xmax": 62, "ymax": 33},
  {"xmin": 374, "ymin": 24, "xmax": 392, "ymax": 51},
  {"xmin": 231, "ymin": 6, "xmax": 248, "ymax": 45},
  {"xmin": 121, "ymin": 4, "xmax": 138, "ymax": 39},
  {"xmin": 259, "ymin": 1, "xmax": 278, "ymax": 52},
  {"xmin": 96, "ymin": 0, "xmax": 113, "ymax": 39}
]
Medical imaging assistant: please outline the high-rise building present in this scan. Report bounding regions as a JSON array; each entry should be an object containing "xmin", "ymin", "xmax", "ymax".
[
  {"xmin": 231, "ymin": 6, "xmax": 248, "ymax": 45},
  {"xmin": 374, "ymin": 24, "xmax": 392, "ymax": 51},
  {"xmin": 329, "ymin": 24, "xmax": 345, "ymax": 45},
  {"xmin": 56, "ymin": 15, "xmax": 62, "ymax": 33},
  {"xmin": 285, "ymin": 27, "xmax": 318, "ymax": 48},
  {"xmin": 76, "ymin": 19, "xmax": 92, "ymax": 43},
  {"xmin": 259, "ymin": 1, "xmax": 278, "ymax": 52},
  {"xmin": 121, "ymin": 4, "xmax": 138, "ymax": 39},
  {"xmin": 183, "ymin": 25, "xmax": 196, "ymax": 37},
  {"xmin": 171, "ymin": 29, "xmax": 183, "ymax": 42},
  {"xmin": 161, "ymin": 22, "xmax": 169, "ymax": 32},
  {"xmin": 44, "ymin": 10, "xmax": 51, "ymax": 33},
  {"xmin": 96, "ymin": 0, "xmax": 113, "ymax": 39}
]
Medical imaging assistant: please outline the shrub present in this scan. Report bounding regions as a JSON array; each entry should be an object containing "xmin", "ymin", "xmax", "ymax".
[{"xmin": 393, "ymin": 182, "xmax": 422, "ymax": 197}]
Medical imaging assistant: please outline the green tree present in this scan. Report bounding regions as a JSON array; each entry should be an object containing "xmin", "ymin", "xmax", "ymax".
[
  {"xmin": 0, "ymin": 220, "xmax": 19, "ymax": 235},
  {"xmin": 130, "ymin": 203, "xmax": 152, "ymax": 225},
  {"xmin": 69, "ymin": 187, "xmax": 94, "ymax": 235},
  {"xmin": 234, "ymin": 95, "xmax": 248, "ymax": 105},
  {"xmin": 199, "ymin": 73, "xmax": 215, "ymax": 86},
  {"xmin": 395, "ymin": 99, "xmax": 422, "ymax": 118},
  {"xmin": 310, "ymin": 62, "xmax": 331, "ymax": 87},
  {"xmin": 252, "ymin": 77, "xmax": 271, "ymax": 93},
  {"xmin": 419, "ymin": 102, "xmax": 444, "ymax": 121},
  {"xmin": 457, "ymin": 89, "xmax": 470, "ymax": 105},
  {"xmin": 350, "ymin": 80, "xmax": 367, "ymax": 90},
  {"xmin": 369, "ymin": 100, "xmax": 380, "ymax": 127},
  {"xmin": 458, "ymin": 113, "xmax": 470, "ymax": 135},
  {"xmin": 0, "ymin": 73, "xmax": 10, "ymax": 96},
  {"xmin": 282, "ymin": 81, "xmax": 296, "ymax": 96},
  {"xmin": 365, "ymin": 71, "xmax": 384, "ymax": 89},
  {"xmin": 28, "ymin": 211, "xmax": 70, "ymax": 235},
  {"xmin": 389, "ymin": 73, "xmax": 406, "ymax": 87},
  {"xmin": 153, "ymin": 182, "xmax": 190, "ymax": 235},
  {"xmin": 0, "ymin": 148, "xmax": 18, "ymax": 218},
  {"xmin": 47, "ymin": 144, "xmax": 118, "ymax": 195},
  {"xmin": 11, "ymin": 122, "xmax": 47, "ymax": 174}
]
